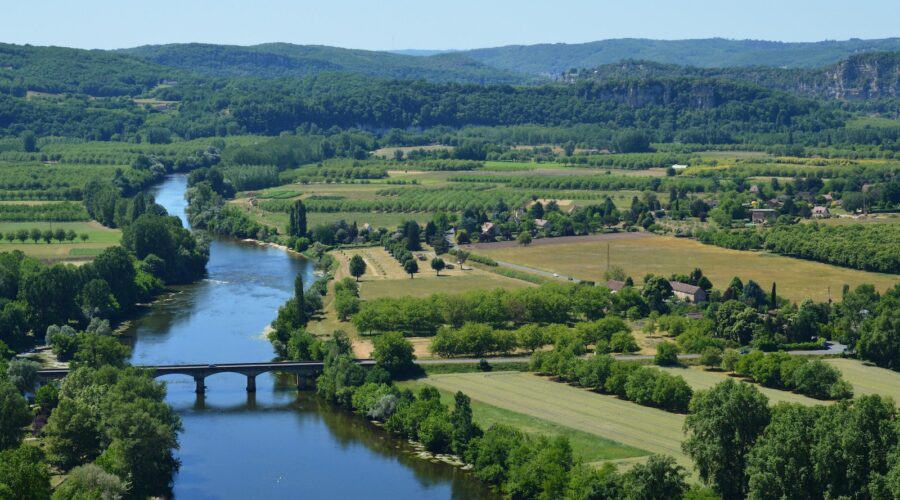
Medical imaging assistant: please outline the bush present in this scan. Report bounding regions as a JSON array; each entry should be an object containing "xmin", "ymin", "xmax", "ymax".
[
  {"xmin": 654, "ymin": 342, "xmax": 680, "ymax": 366},
  {"xmin": 372, "ymin": 332, "xmax": 416, "ymax": 377},
  {"xmin": 698, "ymin": 347, "xmax": 723, "ymax": 369},
  {"xmin": 609, "ymin": 332, "xmax": 639, "ymax": 353},
  {"xmin": 720, "ymin": 349, "xmax": 741, "ymax": 372}
]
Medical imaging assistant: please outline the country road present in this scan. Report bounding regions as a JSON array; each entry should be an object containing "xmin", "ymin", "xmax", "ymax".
[{"xmin": 494, "ymin": 259, "xmax": 583, "ymax": 283}]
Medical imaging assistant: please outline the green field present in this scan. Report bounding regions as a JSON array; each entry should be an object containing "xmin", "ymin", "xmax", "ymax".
[
  {"xmin": 0, "ymin": 221, "xmax": 121, "ymax": 261},
  {"xmin": 824, "ymin": 359, "xmax": 900, "ymax": 402},
  {"xmin": 471, "ymin": 233, "xmax": 898, "ymax": 303},
  {"xmin": 399, "ymin": 378, "xmax": 648, "ymax": 464},
  {"xmin": 421, "ymin": 371, "xmax": 690, "ymax": 465},
  {"xmin": 359, "ymin": 272, "xmax": 532, "ymax": 300},
  {"xmin": 655, "ymin": 366, "xmax": 825, "ymax": 406}
]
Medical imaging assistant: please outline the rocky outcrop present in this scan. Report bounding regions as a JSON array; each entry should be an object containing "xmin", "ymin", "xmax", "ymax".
[
  {"xmin": 826, "ymin": 52, "xmax": 900, "ymax": 99},
  {"xmin": 571, "ymin": 52, "xmax": 900, "ymax": 101}
]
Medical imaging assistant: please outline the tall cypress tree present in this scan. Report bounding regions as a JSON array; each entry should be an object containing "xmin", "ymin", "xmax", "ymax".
[
  {"xmin": 288, "ymin": 200, "xmax": 307, "ymax": 238},
  {"xmin": 294, "ymin": 273, "xmax": 306, "ymax": 325}
]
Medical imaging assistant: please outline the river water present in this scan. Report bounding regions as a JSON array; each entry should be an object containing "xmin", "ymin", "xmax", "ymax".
[{"xmin": 122, "ymin": 175, "xmax": 493, "ymax": 499}]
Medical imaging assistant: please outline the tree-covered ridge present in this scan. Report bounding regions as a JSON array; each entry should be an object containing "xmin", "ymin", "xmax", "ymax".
[
  {"xmin": 567, "ymin": 52, "xmax": 900, "ymax": 100},
  {"xmin": 461, "ymin": 37, "xmax": 900, "ymax": 74},
  {"xmin": 157, "ymin": 74, "xmax": 843, "ymax": 144},
  {"xmin": 0, "ymin": 43, "xmax": 183, "ymax": 97},
  {"xmin": 118, "ymin": 43, "xmax": 530, "ymax": 84}
]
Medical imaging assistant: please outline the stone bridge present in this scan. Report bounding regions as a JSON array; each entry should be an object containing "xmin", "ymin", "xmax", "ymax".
[{"xmin": 37, "ymin": 360, "xmax": 376, "ymax": 393}]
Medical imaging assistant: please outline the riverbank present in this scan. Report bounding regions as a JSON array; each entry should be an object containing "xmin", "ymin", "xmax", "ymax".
[{"xmin": 118, "ymin": 175, "xmax": 495, "ymax": 498}]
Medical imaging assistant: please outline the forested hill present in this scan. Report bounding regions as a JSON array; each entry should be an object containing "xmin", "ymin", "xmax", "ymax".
[
  {"xmin": 460, "ymin": 38, "xmax": 900, "ymax": 75},
  {"xmin": 119, "ymin": 43, "xmax": 530, "ymax": 84},
  {"xmin": 0, "ymin": 43, "xmax": 183, "ymax": 97},
  {"xmin": 567, "ymin": 52, "xmax": 900, "ymax": 100}
]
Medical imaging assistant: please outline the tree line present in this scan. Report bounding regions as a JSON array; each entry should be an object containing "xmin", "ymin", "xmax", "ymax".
[{"xmin": 2, "ymin": 228, "xmax": 86, "ymax": 244}]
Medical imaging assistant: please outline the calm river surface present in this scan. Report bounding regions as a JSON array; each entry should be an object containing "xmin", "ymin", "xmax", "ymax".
[{"xmin": 122, "ymin": 175, "xmax": 493, "ymax": 499}]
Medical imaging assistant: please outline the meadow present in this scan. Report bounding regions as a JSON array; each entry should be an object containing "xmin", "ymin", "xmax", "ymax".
[
  {"xmin": 470, "ymin": 233, "xmax": 899, "ymax": 302},
  {"xmin": 823, "ymin": 359, "xmax": 900, "ymax": 402},
  {"xmin": 421, "ymin": 371, "xmax": 690, "ymax": 465},
  {"xmin": 398, "ymin": 378, "xmax": 649, "ymax": 465},
  {"xmin": 654, "ymin": 366, "xmax": 826, "ymax": 406}
]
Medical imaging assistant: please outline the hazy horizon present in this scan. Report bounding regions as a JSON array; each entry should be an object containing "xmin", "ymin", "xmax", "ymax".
[{"xmin": 5, "ymin": 0, "xmax": 899, "ymax": 51}]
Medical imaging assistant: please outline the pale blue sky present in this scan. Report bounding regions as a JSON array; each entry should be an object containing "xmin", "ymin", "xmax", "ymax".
[{"xmin": 5, "ymin": 0, "xmax": 898, "ymax": 50}]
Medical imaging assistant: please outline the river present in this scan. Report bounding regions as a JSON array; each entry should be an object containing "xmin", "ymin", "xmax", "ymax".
[{"xmin": 121, "ymin": 175, "xmax": 493, "ymax": 499}]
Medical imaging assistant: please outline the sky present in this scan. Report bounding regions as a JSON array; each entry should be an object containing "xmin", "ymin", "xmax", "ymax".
[{"xmin": 4, "ymin": 0, "xmax": 898, "ymax": 51}]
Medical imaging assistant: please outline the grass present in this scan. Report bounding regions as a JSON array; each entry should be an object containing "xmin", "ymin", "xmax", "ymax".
[
  {"xmin": 359, "ymin": 272, "xmax": 531, "ymax": 299},
  {"xmin": 398, "ymin": 377, "xmax": 648, "ymax": 464},
  {"xmin": 0, "ymin": 221, "xmax": 120, "ymax": 262},
  {"xmin": 472, "ymin": 233, "xmax": 898, "ymax": 303},
  {"xmin": 419, "ymin": 371, "xmax": 690, "ymax": 465},
  {"xmin": 823, "ymin": 359, "xmax": 900, "ymax": 402},
  {"xmin": 655, "ymin": 366, "xmax": 826, "ymax": 406},
  {"xmin": 331, "ymin": 246, "xmax": 534, "ymax": 300}
]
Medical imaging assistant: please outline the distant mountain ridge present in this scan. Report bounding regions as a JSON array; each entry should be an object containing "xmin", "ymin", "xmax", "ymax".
[
  {"xmin": 459, "ymin": 38, "xmax": 900, "ymax": 75},
  {"xmin": 119, "ymin": 43, "xmax": 529, "ymax": 84}
]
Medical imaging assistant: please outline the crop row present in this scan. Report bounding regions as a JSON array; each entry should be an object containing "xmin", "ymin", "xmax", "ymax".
[{"xmin": 0, "ymin": 202, "xmax": 90, "ymax": 222}]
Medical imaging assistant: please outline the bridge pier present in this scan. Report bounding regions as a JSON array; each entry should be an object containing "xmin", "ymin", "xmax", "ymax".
[
  {"xmin": 194, "ymin": 376, "xmax": 206, "ymax": 394},
  {"xmin": 297, "ymin": 374, "xmax": 314, "ymax": 391},
  {"xmin": 246, "ymin": 374, "xmax": 257, "ymax": 393}
]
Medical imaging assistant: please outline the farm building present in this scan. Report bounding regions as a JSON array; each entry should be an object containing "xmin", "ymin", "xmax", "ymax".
[
  {"xmin": 669, "ymin": 281, "xmax": 707, "ymax": 303},
  {"xmin": 812, "ymin": 206, "xmax": 831, "ymax": 218},
  {"xmin": 605, "ymin": 280, "xmax": 626, "ymax": 293},
  {"xmin": 671, "ymin": 164, "xmax": 688, "ymax": 170},
  {"xmin": 750, "ymin": 209, "xmax": 777, "ymax": 224}
]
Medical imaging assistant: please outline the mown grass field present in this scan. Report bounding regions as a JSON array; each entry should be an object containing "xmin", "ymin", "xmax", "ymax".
[
  {"xmin": 472, "ymin": 233, "xmax": 898, "ymax": 303},
  {"xmin": 823, "ymin": 359, "xmax": 900, "ymax": 402},
  {"xmin": 398, "ymin": 378, "xmax": 648, "ymax": 464},
  {"xmin": 0, "ymin": 221, "xmax": 120, "ymax": 261},
  {"xmin": 421, "ymin": 371, "xmax": 690, "ymax": 465},
  {"xmin": 338, "ymin": 246, "xmax": 533, "ymax": 300},
  {"xmin": 655, "ymin": 366, "xmax": 825, "ymax": 406}
]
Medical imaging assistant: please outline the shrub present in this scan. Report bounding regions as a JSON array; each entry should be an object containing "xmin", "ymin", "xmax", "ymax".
[
  {"xmin": 654, "ymin": 342, "xmax": 680, "ymax": 366},
  {"xmin": 609, "ymin": 332, "xmax": 639, "ymax": 353},
  {"xmin": 699, "ymin": 347, "xmax": 723, "ymax": 369}
]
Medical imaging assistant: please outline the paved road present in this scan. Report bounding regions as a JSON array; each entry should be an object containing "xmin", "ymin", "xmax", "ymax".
[{"xmin": 493, "ymin": 259, "xmax": 582, "ymax": 283}]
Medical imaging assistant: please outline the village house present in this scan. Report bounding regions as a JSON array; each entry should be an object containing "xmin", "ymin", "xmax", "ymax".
[
  {"xmin": 480, "ymin": 222, "xmax": 495, "ymax": 237},
  {"xmin": 534, "ymin": 219, "xmax": 551, "ymax": 231},
  {"xmin": 605, "ymin": 280, "xmax": 626, "ymax": 293},
  {"xmin": 811, "ymin": 206, "xmax": 831, "ymax": 218},
  {"xmin": 669, "ymin": 281, "xmax": 707, "ymax": 303},
  {"xmin": 750, "ymin": 208, "xmax": 777, "ymax": 224}
]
